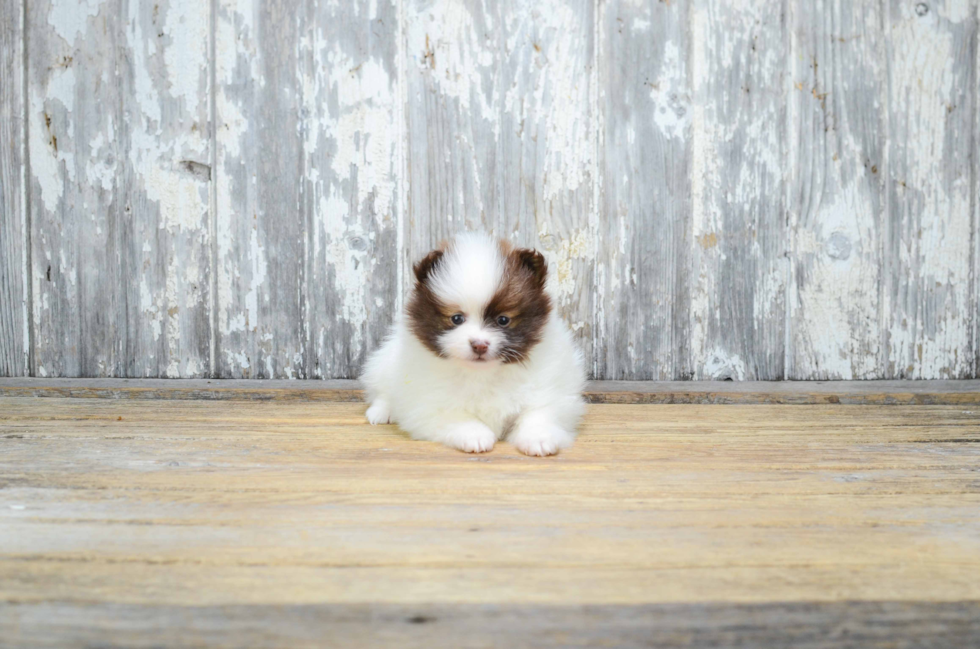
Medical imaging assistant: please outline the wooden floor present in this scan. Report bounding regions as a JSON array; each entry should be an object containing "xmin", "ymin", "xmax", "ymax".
[{"xmin": 1, "ymin": 396, "xmax": 979, "ymax": 647}]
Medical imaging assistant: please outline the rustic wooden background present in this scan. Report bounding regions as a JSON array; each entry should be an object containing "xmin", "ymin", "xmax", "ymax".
[{"xmin": 1, "ymin": 0, "xmax": 978, "ymax": 381}]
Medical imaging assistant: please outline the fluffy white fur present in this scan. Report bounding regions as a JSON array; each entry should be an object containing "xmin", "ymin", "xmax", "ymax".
[{"xmin": 362, "ymin": 234, "xmax": 586, "ymax": 456}]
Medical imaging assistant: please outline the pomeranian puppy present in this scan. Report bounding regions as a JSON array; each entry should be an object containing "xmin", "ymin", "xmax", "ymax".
[{"xmin": 361, "ymin": 233, "xmax": 586, "ymax": 456}]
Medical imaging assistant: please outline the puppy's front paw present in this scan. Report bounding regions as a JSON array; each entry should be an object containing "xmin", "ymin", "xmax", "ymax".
[
  {"xmin": 366, "ymin": 400, "xmax": 391, "ymax": 425},
  {"xmin": 444, "ymin": 421, "xmax": 496, "ymax": 453},
  {"xmin": 510, "ymin": 425, "xmax": 574, "ymax": 457}
]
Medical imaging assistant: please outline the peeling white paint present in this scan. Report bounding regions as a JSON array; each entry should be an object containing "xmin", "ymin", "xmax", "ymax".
[
  {"xmin": 30, "ymin": 65, "xmax": 77, "ymax": 213},
  {"xmin": 702, "ymin": 349, "xmax": 747, "ymax": 381},
  {"xmin": 689, "ymin": 0, "xmax": 785, "ymax": 378},
  {"xmin": 940, "ymin": 0, "xmax": 971, "ymax": 23},
  {"xmin": 244, "ymin": 225, "xmax": 268, "ymax": 333},
  {"xmin": 650, "ymin": 42, "xmax": 690, "ymax": 140},
  {"xmin": 294, "ymin": 12, "xmax": 400, "ymax": 371},
  {"xmin": 792, "ymin": 180, "xmax": 880, "ymax": 378},
  {"xmin": 502, "ymin": 1, "xmax": 593, "ymax": 202},
  {"xmin": 322, "ymin": 52, "xmax": 396, "ymax": 220},
  {"xmin": 410, "ymin": 0, "xmax": 495, "ymax": 115},
  {"xmin": 86, "ymin": 131, "xmax": 116, "ymax": 191},
  {"xmin": 146, "ymin": 165, "xmax": 208, "ymax": 233},
  {"xmin": 162, "ymin": 0, "xmax": 210, "ymax": 104},
  {"xmin": 141, "ymin": 277, "xmax": 163, "ymax": 342},
  {"xmin": 884, "ymin": 2, "xmax": 973, "ymax": 378},
  {"xmin": 538, "ymin": 226, "xmax": 593, "ymax": 306},
  {"xmin": 48, "ymin": 0, "xmax": 104, "ymax": 44}
]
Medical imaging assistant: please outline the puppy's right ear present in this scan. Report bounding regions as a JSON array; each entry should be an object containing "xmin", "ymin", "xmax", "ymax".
[{"xmin": 413, "ymin": 249, "xmax": 444, "ymax": 284}]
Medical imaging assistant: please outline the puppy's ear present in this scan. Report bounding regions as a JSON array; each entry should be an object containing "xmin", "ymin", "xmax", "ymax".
[
  {"xmin": 513, "ymin": 248, "xmax": 547, "ymax": 286},
  {"xmin": 413, "ymin": 249, "xmax": 444, "ymax": 284}
]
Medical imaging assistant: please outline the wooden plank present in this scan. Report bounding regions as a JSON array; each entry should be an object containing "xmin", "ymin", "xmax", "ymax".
[
  {"xmin": 689, "ymin": 0, "xmax": 788, "ymax": 380},
  {"xmin": 2, "ymin": 377, "xmax": 980, "ymax": 405},
  {"xmin": 975, "ymin": 0, "xmax": 980, "ymax": 382},
  {"xmin": 787, "ymin": 0, "xmax": 885, "ymax": 379},
  {"xmin": 403, "ymin": 0, "xmax": 595, "ymax": 368},
  {"xmin": 0, "ymin": 398, "xmax": 978, "ymax": 645},
  {"xmin": 27, "ymin": 0, "xmax": 212, "ymax": 378},
  {"xmin": 596, "ymin": 0, "xmax": 691, "ymax": 380},
  {"xmin": 3, "ymin": 601, "xmax": 979, "ymax": 649},
  {"xmin": 882, "ymin": 0, "xmax": 977, "ymax": 378},
  {"xmin": 302, "ymin": 0, "xmax": 400, "ymax": 379},
  {"xmin": 214, "ymin": 0, "xmax": 306, "ymax": 378},
  {"xmin": 0, "ymin": 0, "xmax": 26, "ymax": 376},
  {"xmin": 403, "ymin": 0, "xmax": 499, "ymax": 262},
  {"xmin": 214, "ymin": 0, "xmax": 398, "ymax": 380}
]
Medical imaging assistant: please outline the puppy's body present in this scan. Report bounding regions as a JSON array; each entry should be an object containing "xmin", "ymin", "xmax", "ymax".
[{"xmin": 362, "ymin": 233, "xmax": 586, "ymax": 456}]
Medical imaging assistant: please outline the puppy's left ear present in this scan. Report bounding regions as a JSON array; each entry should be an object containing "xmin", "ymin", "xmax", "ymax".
[{"xmin": 513, "ymin": 248, "xmax": 547, "ymax": 287}]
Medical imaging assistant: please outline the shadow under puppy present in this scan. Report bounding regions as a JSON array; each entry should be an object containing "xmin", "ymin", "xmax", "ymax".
[{"xmin": 362, "ymin": 233, "xmax": 586, "ymax": 456}]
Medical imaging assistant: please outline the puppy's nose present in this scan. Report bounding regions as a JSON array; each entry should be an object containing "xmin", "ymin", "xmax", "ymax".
[{"xmin": 470, "ymin": 340, "xmax": 489, "ymax": 356}]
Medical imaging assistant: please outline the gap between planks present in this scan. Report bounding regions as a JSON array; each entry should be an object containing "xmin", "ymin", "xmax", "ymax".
[{"xmin": 0, "ymin": 378, "xmax": 979, "ymax": 405}]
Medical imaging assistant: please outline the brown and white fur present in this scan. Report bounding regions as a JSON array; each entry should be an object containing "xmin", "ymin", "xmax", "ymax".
[{"xmin": 361, "ymin": 233, "xmax": 586, "ymax": 456}]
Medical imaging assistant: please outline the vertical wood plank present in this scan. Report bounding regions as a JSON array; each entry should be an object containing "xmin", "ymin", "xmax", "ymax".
[
  {"xmin": 882, "ymin": 0, "xmax": 977, "ymax": 378},
  {"xmin": 403, "ymin": 0, "xmax": 499, "ymax": 261},
  {"xmin": 302, "ymin": 0, "xmax": 400, "ymax": 379},
  {"xmin": 404, "ymin": 0, "xmax": 595, "ymax": 368},
  {"xmin": 596, "ymin": 0, "xmax": 692, "ymax": 380},
  {"xmin": 689, "ymin": 0, "xmax": 788, "ymax": 380},
  {"xmin": 215, "ymin": 0, "xmax": 306, "ymax": 378},
  {"xmin": 786, "ymin": 0, "xmax": 885, "ymax": 379},
  {"xmin": 28, "ymin": 0, "xmax": 212, "ymax": 378},
  {"xmin": 0, "ymin": 0, "xmax": 26, "ymax": 376},
  {"xmin": 975, "ymin": 0, "xmax": 980, "ymax": 379},
  {"xmin": 215, "ymin": 0, "xmax": 399, "ymax": 379}
]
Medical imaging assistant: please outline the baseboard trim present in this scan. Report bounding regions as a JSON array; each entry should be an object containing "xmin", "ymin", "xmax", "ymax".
[{"xmin": 2, "ymin": 378, "xmax": 979, "ymax": 405}]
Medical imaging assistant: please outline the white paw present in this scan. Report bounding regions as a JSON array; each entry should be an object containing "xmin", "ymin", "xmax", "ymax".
[
  {"xmin": 510, "ymin": 425, "xmax": 573, "ymax": 457},
  {"xmin": 444, "ymin": 421, "xmax": 497, "ymax": 453},
  {"xmin": 366, "ymin": 400, "xmax": 391, "ymax": 425}
]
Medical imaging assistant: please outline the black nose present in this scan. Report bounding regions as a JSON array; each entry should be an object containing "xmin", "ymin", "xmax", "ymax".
[{"xmin": 470, "ymin": 340, "xmax": 489, "ymax": 355}]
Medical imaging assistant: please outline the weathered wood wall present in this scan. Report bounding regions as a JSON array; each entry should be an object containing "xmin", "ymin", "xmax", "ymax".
[{"xmin": 1, "ymin": 0, "xmax": 978, "ymax": 380}]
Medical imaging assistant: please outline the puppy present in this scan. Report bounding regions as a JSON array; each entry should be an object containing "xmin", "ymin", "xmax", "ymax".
[{"xmin": 361, "ymin": 233, "xmax": 586, "ymax": 456}]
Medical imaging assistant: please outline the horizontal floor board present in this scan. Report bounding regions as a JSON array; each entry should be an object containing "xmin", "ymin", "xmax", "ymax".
[{"xmin": 3, "ymin": 601, "xmax": 978, "ymax": 649}]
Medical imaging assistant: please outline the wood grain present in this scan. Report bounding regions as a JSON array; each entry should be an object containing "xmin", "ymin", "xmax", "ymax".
[
  {"xmin": 214, "ymin": 0, "xmax": 399, "ymax": 380},
  {"xmin": 596, "ymin": 0, "xmax": 691, "ymax": 380},
  {"xmin": 0, "ymin": 0, "xmax": 26, "ymax": 377},
  {"xmin": 214, "ymin": 0, "xmax": 306, "ymax": 378},
  {"xmin": 403, "ymin": 0, "xmax": 500, "ymax": 263},
  {"xmin": 301, "ymin": 0, "xmax": 400, "ymax": 379},
  {"xmin": 1, "ymin": 398, "xmax": 978, "ymax": 645},
  {"xmin": 27, "ymin": 0, "xmax": 212, "ymax": 378},
  {"xmin": 787, "ymin": 0, "xmax": 886, "ymax": 379},
  {"xmin": 688, "ymin": 0, "xmax": 788, "ymax": 380},
  {"xmin": 882, "ymin": 0, "xmax": 977, "ymax": 378},
  {"xmin": 976, "ymin": 0, "xmax": 980, "ymax": 382},
  {"xmin": 2, "ymin": 601, "xmax": 979, "ymax": 649},
  {"xmin": 976, "ymin": 0, "xmax": 980, "ymax": 381}
]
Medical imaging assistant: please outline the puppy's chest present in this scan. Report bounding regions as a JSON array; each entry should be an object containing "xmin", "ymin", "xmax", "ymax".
[{"xmin": 449, "ymin": 375, "xmax": 528, "ymax": 423}]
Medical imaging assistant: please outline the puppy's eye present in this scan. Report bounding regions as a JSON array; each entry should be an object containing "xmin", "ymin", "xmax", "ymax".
[
  {"xmin": 451, "ymin": 314, "xmax": 465, "ymax": 326},
  {"xmin": 496, "ymin": 315, "xmax": 511, "ymax": 327}
]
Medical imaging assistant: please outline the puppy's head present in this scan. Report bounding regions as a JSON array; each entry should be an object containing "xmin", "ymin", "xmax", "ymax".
[{"xmin": 408, "ymin": 234, "xmax": 552, "ymax": 365}]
